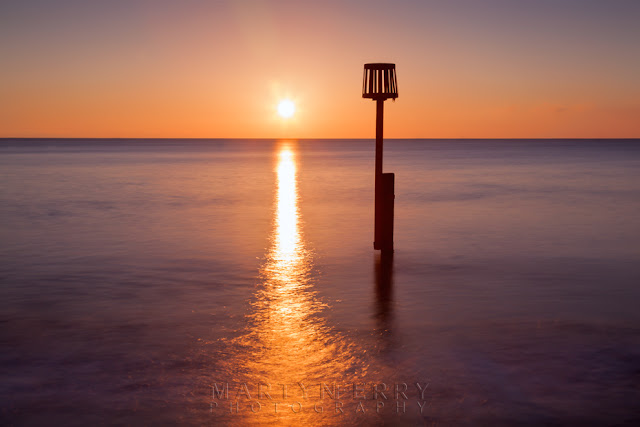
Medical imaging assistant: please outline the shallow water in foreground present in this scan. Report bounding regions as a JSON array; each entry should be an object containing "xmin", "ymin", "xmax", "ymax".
[{"xmin": 1, "ymin": 139, "xmax": 640, "ymax": 425}]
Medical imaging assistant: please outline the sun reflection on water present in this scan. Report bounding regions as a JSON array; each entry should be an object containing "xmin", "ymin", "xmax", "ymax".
[
  {"xmin": 272, "ymin": 148, "xmax": 299, "ymax": 265},
  {"xmin": 216, "ymin": 142, "xmax": 365, "ymax": 424},
  {"xmin": 251, "ymin": 143, "xmax": 331, "ymax": 374}
]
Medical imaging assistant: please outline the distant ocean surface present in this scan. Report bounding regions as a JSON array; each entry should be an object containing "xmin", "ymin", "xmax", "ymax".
[{"xmin": 1, "ymin": 138, "xmax": 640, "ymax": 425}]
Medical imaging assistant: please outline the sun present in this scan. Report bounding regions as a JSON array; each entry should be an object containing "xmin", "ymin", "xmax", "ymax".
[{"xmin": 277, "ymin": 99, "xmax": 295, "ymax": 118}]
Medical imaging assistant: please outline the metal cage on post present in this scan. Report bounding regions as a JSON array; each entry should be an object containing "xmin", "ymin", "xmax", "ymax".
[{"xmin": 362, "ymin": 63, "xmax": 398, "ymax": 101}]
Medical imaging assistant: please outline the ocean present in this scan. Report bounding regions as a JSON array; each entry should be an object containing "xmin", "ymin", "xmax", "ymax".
[{"xmin": 1, "ymin": 138, "xmax": 639, "ymax": 425}]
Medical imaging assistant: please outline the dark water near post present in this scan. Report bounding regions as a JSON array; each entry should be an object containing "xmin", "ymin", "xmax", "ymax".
[{"xmin": 1, "ymin": 138, "xmax": 640, "ymax": 425}]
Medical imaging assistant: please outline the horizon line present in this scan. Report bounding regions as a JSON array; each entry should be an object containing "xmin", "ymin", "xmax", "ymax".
[{"xmin": 1, "ymin": 137, "xmax": 639, "ymax": 141}]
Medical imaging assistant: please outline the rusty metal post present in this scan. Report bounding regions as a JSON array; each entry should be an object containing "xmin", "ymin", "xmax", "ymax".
[
  {"xmin": 363, "ymin": 63, "xmax": 397, "ymax": 253},
  {"xmin": 374, "ymin": 99, "xmax": 384, "ymax": 250}
]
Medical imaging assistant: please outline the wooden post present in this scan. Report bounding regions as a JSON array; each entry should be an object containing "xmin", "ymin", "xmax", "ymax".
[
  {"xmin": 374, "ymin": 100, "xmax": 394, "ymax": 252},
  {"xmin": 381, "ymin": 172, "xmax": 394, "ymax": 253}
]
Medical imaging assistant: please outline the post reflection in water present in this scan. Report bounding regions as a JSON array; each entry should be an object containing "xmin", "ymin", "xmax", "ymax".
[
  {"xmin": 374, "ymin": 254, "xmax": 394, "ymax": 332},
  {"xmin": 227, "ymin": 142, "xmax": 362, "ymax": 424}
]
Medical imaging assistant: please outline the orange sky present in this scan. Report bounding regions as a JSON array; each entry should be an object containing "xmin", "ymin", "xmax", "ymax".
[{"xmin": 1, "ymin": 0, "xmax": 639, "ymax": 138}]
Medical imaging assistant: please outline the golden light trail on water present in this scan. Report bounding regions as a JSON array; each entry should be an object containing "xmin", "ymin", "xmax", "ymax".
[
  {"xmin": 213, "ymin": 142, "xmax": 364, "ymax": 424},
  {"xmin": 274, "ymin": 149, "xmax": 298, "ymax": 261}
]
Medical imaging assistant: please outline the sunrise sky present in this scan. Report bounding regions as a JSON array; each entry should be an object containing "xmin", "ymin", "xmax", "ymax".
[{"xmin": 1, "ymin": 0, "xmax": 639, "ymax": 139}]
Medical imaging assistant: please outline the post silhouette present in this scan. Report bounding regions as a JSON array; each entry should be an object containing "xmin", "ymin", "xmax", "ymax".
[{"xmin": 362, "ymin": 63, "xmax": 398, "ymax": 253}]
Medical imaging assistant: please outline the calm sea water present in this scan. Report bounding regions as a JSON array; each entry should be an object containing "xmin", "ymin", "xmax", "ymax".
[{"xmin": 1, "ymin": 139, "xmax": 639, "ymax": 425}]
